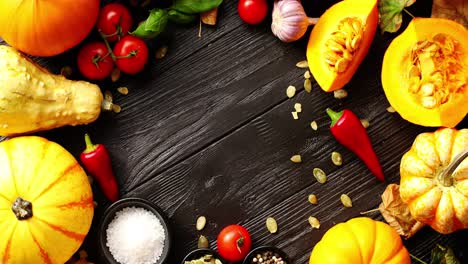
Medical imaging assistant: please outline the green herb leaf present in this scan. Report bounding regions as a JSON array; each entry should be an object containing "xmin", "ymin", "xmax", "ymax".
[
  {"xmin": 132, "ymin": 9, "xmax": 168, "ymax": 39},
  {"xmin": 168, "ymin": 9, "xmax": 197, "ymax": 24},
  {"xmin": 171, "ymin": 0, "xmax": 223, "ymax": 14},
  {"xmin": 430, "ymin": 244, "xmax": 460, "ymax": 264},
  {"xmin": 378, "ymin": 0, "xmax": 416, "ymax": 33}
]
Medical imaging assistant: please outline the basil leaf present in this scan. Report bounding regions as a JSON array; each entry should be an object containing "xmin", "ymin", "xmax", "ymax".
[
  {"xmin": 168, "ymin": 9, "xmax": 196, "ymax": 24},
  {"xmin": 430, "ymin": 244, "xmax": 460, "ymax": 264},
  {"xmin": 132, "ymin": 9, "xmax": 168, "ymax": 39},
  {"xmin": 378, "ymin": 0, "xmax": 416, "ymax": 33},
  {"xmin": 171, "ymin": 0, "xmax": 222, "ymax": 14}
]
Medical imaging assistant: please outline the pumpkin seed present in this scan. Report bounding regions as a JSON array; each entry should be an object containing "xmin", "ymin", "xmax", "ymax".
[
  {"xmin": 340, "ymin": 194, "xmax": 353, "ymax": 208},
  {"xmin": 296, "ymin": 60, "xmax": 309, "ymax": 68},
  {"xmin": 308, "ymin": 194, "xmax": 318, "ymax": 205},
  {"xmin": 334, "ymin": 89, "xmax": 348, "ymax": 99},
  {"xmin": 112, "ymin": 104, "xmax": 121, "ymax": 113},
  {"xmin": 420, "ymin": 83, "xmax": 435, "ymax": 96},
  {"xmin": 360, "ymin": 119, "xmax": 370, "ymax": 128},
  {"xmin": 198, "ymin": 235, "xmax": 209, "ymax": 249},
  {"xmin": 60, "ymin": 66, "xmax": 72, "ymax": 78},
  {"xmin": 294, "ymin": 103, "xmax": 302, "ymax": 113},
  {"xmin": 304, "ymin": 78, "xmax": 312, "ymax": 93},
  {"xmin": 266, "ymin": 217, "xmax": 278, "ymax": 234},
  {"xmin": 310, "ymin": 121, "xmax": 318, "ymax": 131},
  {"xmin": 196, "ymin": 216, "xmax": 206, "ymax": 231},
  {"xmin": 407, "ymin": 65, "xmax": 421, "ymax": 78},
  {"xmin": 335, "ymin": 59, "xmax": 349, "ymax": 73},
  {"xmin": 386, "ymin": 106, "xmax": 396, "ymax": 113},
  {"xmin": 117, "ymin": 87, "xmax": 129, "ymax": 95},
  {"xmin": 111, "ymin": 68, "xmax": 121, "ymax": 82},
  {"xmin": 286, "ymin": 85, "xmax": 296, "ymax": 98},
  {"xmin": 308, "ymin": 216, "xmax": 320, "ymax": 229},
  {"xmin": 292, "ymin": 111, "xmax": 299, "ymax": 120},
  {"xmin": 313, "ymin": 168, "xmax": 327, "ymax": 184},
  {"xmin": 155, "ymin": 45, "xmax": 168, "ymax": 59},
  {"xmin": 351, "ymin": 35, "xmax": 362, "ymax": 51},
  {"xmin": 331, "ymin": 151, "xmax": 343, "ymax": 166},
  {"xmin": 421, "ymin": 96, "xmax": 437, "ymax": 109},
  {"xmin": 290, "ymin": 154, "xmax": 302, "ymax": 163},
  {"xmin": 304, "ymin": 70, "xmax": 311, "ymax": 79},
  {"xmin": 327, "ymin": 40, "xmax": 345, "ymax": 53}
]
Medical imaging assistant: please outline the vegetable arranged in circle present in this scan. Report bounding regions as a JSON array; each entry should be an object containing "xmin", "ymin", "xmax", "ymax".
[
  {"xmin": 0, "ymin": 137, "xmax": 94, "ymax": 264},
  {"xmin": 382, "ymin": 18, "xmax": 468, "ymax": 127},
  {"xmin": 238, "ymin": 0, "xmax": 268, "ymax": 25},
  {"xmin": 217, "ymin": 224, "xmax": 252, "ymax": 262},
  {"xmin": 97, "ymin": 3, "xmax": 133, "ymax": 42},
  {"xmin": 77, "ymin": 42, "xmax": 115, "ymax": 80},
  {"xmin": 306, "ymin": 0, "xmax": 378, "ymax": 92},
  {"xmin": 114, "ymin": 35, "xmax": 149, "ymax": 74}
]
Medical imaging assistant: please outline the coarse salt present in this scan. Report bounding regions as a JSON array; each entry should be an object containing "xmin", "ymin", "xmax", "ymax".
[{"xmin": 106, "ymin": 207, "xmax": 165, "ymax": 264}]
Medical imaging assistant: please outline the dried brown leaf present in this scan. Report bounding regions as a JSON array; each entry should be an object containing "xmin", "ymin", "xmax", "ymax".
[
  {"xmin": 432, "ymin": 0, "xmax": 468, "ymax": 28},
  {"xmin": 378, "ymin": 184, "xmax": 425, "ymax": 239},
  {"xmin": 201, "ymin": 8, "xmax": 218, "ymax": 25}
]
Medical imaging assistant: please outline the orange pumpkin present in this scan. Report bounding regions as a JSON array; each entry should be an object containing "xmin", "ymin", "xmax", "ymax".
[
  {"xmin": 0, "ymin": 0, "xmax": 100, "ymax": 56},
  {"xmin": 309, "ymin": 217, "xmax": 410, "ymax": 264},
  {"xmin": 382, "ymin": 18, "xmax": 468, "ymax": 127},
  {"xmin": 306, "ymin": 0, "xmax": 378, "ymax": 92},
  {"xmin": 0, "ymin": 137, "xmax": 94, "ymax": 264},
  {"xmin": 400, "ymin": 128, "xmax": 468, "ymax": 234}
]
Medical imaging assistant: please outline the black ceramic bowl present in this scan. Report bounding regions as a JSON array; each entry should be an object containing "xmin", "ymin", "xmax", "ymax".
[
  {"xmin": 98, "ymin": 197, "xmax": 172, "ymax": 264},
  {"xmin": 243, "ymin": 246, "xmax": 289, "ymax": 264},
  {"xmin": 181, "ymin": 248, "xmax": 224, "ymax": 264}
]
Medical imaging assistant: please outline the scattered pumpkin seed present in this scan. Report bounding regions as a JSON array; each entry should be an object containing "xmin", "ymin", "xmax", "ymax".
[
  {"xmin": 93, "ymin": 201, "xmax": 98, "ymax": 208},
  {"xmin": 296, "ymin": 60, "xmax": 309, "ymax": 68},
  {"xmin": 290, "ymin": 155, "xmax": 302, "ymax": 163},
  {"xmin": 60, "ymin": 66, "xmax": 72, "ymax": 78},
  {"xmin": 198, "ymin": 235, "xmax": 209, "ymax": 249},
  {"xmin": 304, "ymin": 78, "xmax": 312, "ymax": 93},
  {"xmin": 313, "ymin": 168, "xmax": 327, "ymax": 184},
  {"xmin": 308, "ymin": 216, "xmax": 320, "ymax": 229},
  {"xmin": 308, "ymin": 194, "xmax": 318, "ymax": 205},
  {"xmin": 266, "ymin": 217, "xmax": 278, "ymax": 234},
  {"xmin": 294, "ymin": 103, "xmax": 302, "ymax": 113},
  {"xmin": 111, "ymin": 68, "xmax": 121, "ymax": 82},
  {"xmin": 155, "ymin": 45, "xmax": 169, "ymax": 59},
  {"xmin": 310, "ymin": 121, "xmax": 318, "ymax": 131},
  {"xmin": 360, "ymin": 119, "xmax": 370, "ymax": 128},
  {"xmin": 331, "ymin": 151, "xmax": 343, "ymax": 166},
  {"xmin": 196, "ymin": 216, "xmax": 207, "ymax": 231},
  {"xmin": 386, "ymin": 106, "xmax": 396, "ymax": 113},
  {"xmin": 286, "ymin": 85, "xmax": 296, "ymax": 98},
  {"xmin": 112, "ymin": 104, "xmax": 121, "ymax": 113},
  {"xmin": 292, "ymin": 111, "xmax": 299, "ymax": 120},
  {"xmin": 117, "ymin": 87, "xmax": 129, "ymax": 95},
  {"xmin": 304, "ymin": 70, "xmax": 311, "ymax": 79},
  {"xmin": 340, "ymin": 194, "xmax": 353, "ymax": 208},
  {"xmin": 334, "ymin": 89, "xmax": 348, "ymax": 99}
]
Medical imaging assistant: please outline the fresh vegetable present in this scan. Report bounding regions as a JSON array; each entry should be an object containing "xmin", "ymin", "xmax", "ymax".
[
  {"xmin": 171, "ymin": 0, "xmax": 223, "ymax": 14},
  {"xmin": 381, "ymin": 18, "xmax": 468, "ymax": 127},
  {"xmin": 132, "ymin": 9, "xmax": 169, "ymax": 39},
  {"xmin": 0, "ymin": 136, "xmax": 94, "ymax": 264},
  {"xmin": 217, "ymin": 224, "xmax": 252, "ymax": 262},
  {"xmin": 0, "ymin": 0, "xmax": 99, "ymax": 56},
  {"xmin": 306, "ymin": 0, "xmax": 378, "ymax": 92},
  {"xmin": 114, "ymin": 35, "xmax": 149, "ymax": 74},
  {"xmin": 77, "ymin": 42, "xmax": 115, "ymax": 80},
  {"xmin": 430, "ymin": 244, "xmax": 461, "ymax": 264},
  {"xmin": 271, "ymin": 0, "xmax": 318, "ymax": 43},
  {"xmin": 80, "ymin": 134, "xmax": 119, "ymax": 202},
  {"xmin": 309, "ymin": 217, "xmax": 411, "ymax": 264},
  {"xmin": 399, "ymin": 128, "xmax": 468, "ymax": 234},
  {"xmin": 0, "ymin": 45, "xmax": 103, "ymax": 136},
  {"xmin": 378, "ymin": 0, "xmax": 416, "ymax": 33},
  {"xmin": 326, "ymin": 108, "xmax": 384, "ymax": 181},
  {"xmin": 97, "ymin": 3, "xmax": 133, "ymax": 42},
  {"xmin": 238, "ymin": 0, "xmax": 268, "ymax": 25}
]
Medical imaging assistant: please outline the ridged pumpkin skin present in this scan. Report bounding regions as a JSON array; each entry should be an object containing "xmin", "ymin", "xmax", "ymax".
[
  {"xmin": 382, "ymin": 18, "xmax": 468, "ymax": 127},
  {"xmin": 306, "ymin": 0, "xmax": 378, "ymax": 92},
  {"xmin": 310, "ymin": 217, "xmax": 410, "ymax": 264},
  {"xmin": 400, "ymin": 128, "xmax": 468, "ymax": 234},
  {"xmin": 0, "ymin": 0, "xmax": 100, "ymax": 56},
  {"xmin": 0, "ymin": 137, "xmax": 94, "ymax": 264}
]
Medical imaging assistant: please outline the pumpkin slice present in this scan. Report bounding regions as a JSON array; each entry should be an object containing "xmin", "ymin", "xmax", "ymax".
[
  {"xmin": 306, "ymin": 0, "xmax": 378, "ymax": 92},
  {"xmin": 382, "ymin": 18, "xmax": 468, "ymax": 127}
]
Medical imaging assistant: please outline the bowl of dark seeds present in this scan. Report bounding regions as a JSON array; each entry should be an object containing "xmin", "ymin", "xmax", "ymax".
[{"xmin": 243, "ymin": 246, "xmax": 289, "ymax": 264}]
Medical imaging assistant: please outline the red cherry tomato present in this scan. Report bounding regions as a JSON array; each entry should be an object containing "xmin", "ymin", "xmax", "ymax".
[
  {"xmin": 217, "ymin": 224, "xmax": 252, "ymax": 262},
  {"xmin": 97, "ymin": 3, "xmax": 133, "ymax": 42},
  {"xmin": 238, "ymin": 0, "xmax": 268, "ymax": 25},
  {"xmin": 77, "ymin": 42, "xmax": 114, "ymax": 80},
  {"xmin": 113, "ymin": 35, "xmax": 149, "ymax": 75}
]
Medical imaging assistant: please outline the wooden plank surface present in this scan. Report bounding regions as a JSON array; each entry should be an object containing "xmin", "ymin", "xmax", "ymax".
[{"xmin": 5, "ymin": 0, "xmax": 468, "ymax": 263}]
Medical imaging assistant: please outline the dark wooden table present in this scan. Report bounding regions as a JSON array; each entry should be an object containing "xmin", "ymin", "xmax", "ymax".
[{"xmin": 9, "ymin": 0, "xmax": 468, "ymax": 263}]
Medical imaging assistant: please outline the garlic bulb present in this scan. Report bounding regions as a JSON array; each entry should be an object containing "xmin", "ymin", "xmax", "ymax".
[{"xmin": 271, "ymin": 0, "xmax": 318, "ymax": 43}]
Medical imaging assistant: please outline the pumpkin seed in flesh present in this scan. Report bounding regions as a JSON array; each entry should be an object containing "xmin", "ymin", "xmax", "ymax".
[
  {"xmin": 360, "ymin": 119, "xmax": 370, "ymax": 128},
  {"xmin": 266, "ymin": 217, "xmax": 278, "ymax": 234},
  {"xmin": 420, "ymin": 83, "xmax": 435, "ymax": 96},
  {"xmin": 334, "ymin": 89, "xmax": 348, "ymax": 99},
  {"xmin": 304, "ymin": 70, "xmax": 311, "ymax": 79},
  {"xmin": 308, "ymin": 216, "xmax": 320, "ymax": 229},
  {"xmin": 310, "ymin": 121, "xmax": 318, "ymax": 131},
  {"xmin": 421, "ymin": 96, "xmax": 437, "ymax": 109},
  {"xmin": 294, "ymin": 103, "xmax": 302, "ymax": 113},
  {"xmin": 286, "ymin": 85, "xmax": 296, "ymax": 98},
  {"xmin": 331, "ymin": 151, "xmax": 343, "ymax": 166},
  {"xmin": 308, "ymin": 194, "xmax": 318, "ymax": 205},
  {"xmin": 196, "ymin": 216, "xmax": 206, "ymax": 231},
  {"xmin": 335, "ymin": 59, "xmax": 349, "ymax": 73},
  {"xmin": 292, "ymin": 111, "xmax": 299, "ymax": 120},
  {"xmin": 340, "ymin": 194, "xmax": 353, "ymax": 208},
  {"xmin": 290, "ymin": 154, "xmax": 302, "ymax": 163},
  {"xmin": 313, "ymin": 168, "xmax": 327, "ymax": 184},
  {"xmin": 296, "ymin": 60, "xmax": 309, "ymax": 68},
  {"xmin": 304, "ymin": 79, "xmax": 312, "ymax": 93},
  {"xmin": 117, "ymin": 87, "xmax": 129, "ymax": 95},
  {"xmin": 198, "ymin": 235, "xmax": 209, "ymax": 249}
]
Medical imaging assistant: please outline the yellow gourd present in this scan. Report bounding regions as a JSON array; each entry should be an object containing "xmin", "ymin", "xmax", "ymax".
[{"xmin": 0, "ymin": 45, "xmax": 103, "ymax": 136}]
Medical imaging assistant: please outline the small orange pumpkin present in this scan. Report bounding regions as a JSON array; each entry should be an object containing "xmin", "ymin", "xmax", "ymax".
[
  {"xmin": 306, "ymin": 0, "xmax": 378, "ymax": 92},
  {"xmin": 309, "ymin": 217, "xmax": 410, "ymax": 264},
  {"xmin": 400, "ymin": 128, "xmax": 468, "ymax": 234},
  {"xmin": 0, "ymin": 137, "xmax": 94, "ymax": 264}
]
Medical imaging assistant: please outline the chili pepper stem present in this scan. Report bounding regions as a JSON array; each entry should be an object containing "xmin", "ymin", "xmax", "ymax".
[
  {"xmin": 326, "ymin": 108, "xmax": 343, "ymax": 127},
  {"xmin": 83, "ymin": 134, "xmax": 98, "ymax": 153}
]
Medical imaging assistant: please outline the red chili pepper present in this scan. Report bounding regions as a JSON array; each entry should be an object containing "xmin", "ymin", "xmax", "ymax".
[
  {"xmin": 80, "ymin": 134, "xmax": 119, "ymax": 202},
  {"xmin": 326, "ymin": 108, "xmax": 385, "ymax": 181}
]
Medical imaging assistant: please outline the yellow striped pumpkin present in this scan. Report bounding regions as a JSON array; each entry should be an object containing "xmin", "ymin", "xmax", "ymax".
[{"xmin": 0, "ymin": 136, "xmax": 94, "ymax": 264}]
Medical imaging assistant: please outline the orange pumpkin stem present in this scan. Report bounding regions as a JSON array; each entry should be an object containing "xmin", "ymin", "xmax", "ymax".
[
  {"xmin": 438, "ymin": 148, "xmax": 468, "ymax": 187},
  {"xmin": 11, "ymin": 197, "xmax": 33, "ymax": 220}
]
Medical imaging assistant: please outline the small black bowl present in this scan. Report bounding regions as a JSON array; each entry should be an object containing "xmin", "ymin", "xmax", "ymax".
[
  {"xmin": 181, "ymin": 248, "xmax": 224, "ymax": 264},
  {"xmin": 98, "ymin": 197, "xmax": 172, "ymax": 264},
  {"xmin": 243, "ymin": 246, "xmax": 289, "ymax": 264}
]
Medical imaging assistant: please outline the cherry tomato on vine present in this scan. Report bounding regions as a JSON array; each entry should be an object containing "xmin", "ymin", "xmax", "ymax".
[
  {"xmin": 97, "ymin": 3, "xmax": 133, "ymax": 42},
  {"xmin": 238, "ymin": 0, "xmax": 268, "ymax": 25},
  {"xmin": 77, "ymin": 42, "xmax": 114, "ymax": 80},
  {"xmin": 113, "ymin": 35, "xmax": 149, "ymax": 75},
  {"xmin": 217, "ymin": 224, "xmax": 252, "ymax": 262}
]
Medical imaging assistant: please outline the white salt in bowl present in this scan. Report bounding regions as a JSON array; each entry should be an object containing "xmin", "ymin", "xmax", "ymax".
[{"xmin": 98, "ymin": 197, "xmax": 172, "ymax": 264}]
